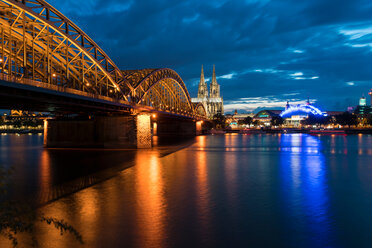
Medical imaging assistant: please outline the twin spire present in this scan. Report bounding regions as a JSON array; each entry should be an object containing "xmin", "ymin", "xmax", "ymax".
[
  {"xmin": 199, "ymin": 65, "xmax": 217, "ymax": 87},
  {"xmin": 193, "ymin": 64, "xmax": 224, "ymax": 117},
  {"xmin": 198, "ymin": 64, "xmax": 220, "ymax": 100}
]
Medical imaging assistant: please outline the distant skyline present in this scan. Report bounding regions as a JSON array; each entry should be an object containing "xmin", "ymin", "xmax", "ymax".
[{"xmin": 21, "ymin": 0, "xmax": 372, "ymax": 112}]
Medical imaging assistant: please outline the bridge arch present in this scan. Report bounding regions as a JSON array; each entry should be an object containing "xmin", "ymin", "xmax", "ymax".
[
  {"xmin": 193, "ymin": 102, "xmax": 207, "ymax": 118},
  {"xmin": 0, "ymin": 0, "xmax": 132, "ymax": 100},
  {"xmin": 122, "ymin": 68, "xmax": 196, "ymax": 116},
  {"xmin": 0, "ymin": 0, "xmax": 207, "ymax": 119}
]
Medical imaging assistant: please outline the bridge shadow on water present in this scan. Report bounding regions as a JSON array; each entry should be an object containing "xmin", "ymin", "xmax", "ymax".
[{"xmin": 0, "ymin": 134, "xmax": 196, "ymax": 207}]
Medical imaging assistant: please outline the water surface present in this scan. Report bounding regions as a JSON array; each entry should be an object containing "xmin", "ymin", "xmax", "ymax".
[{"xmin": 0, "ymin": 133, "xmax": 372, "ymax": 248}]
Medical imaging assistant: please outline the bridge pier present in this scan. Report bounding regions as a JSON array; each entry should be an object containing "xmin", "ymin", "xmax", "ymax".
[
  {"xmin": 44, "ymin": 114, "xmax": 152, "ymax": 148},
  {"xmin": 154, "ymin": 116, "xmax": 203, "ymax": 138}
]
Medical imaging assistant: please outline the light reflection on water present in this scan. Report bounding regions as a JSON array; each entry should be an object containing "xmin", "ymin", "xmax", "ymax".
[
  {"xmin": 0, "ymin": 134, "xmax": 372, "ymax": 247},
  {"xmin": 280, "ymin": 134, "xmax": 332, "ymax": 247},
  {"xmin": 135, "ymin": 151, "xmax": 166, "ymax": 248}
]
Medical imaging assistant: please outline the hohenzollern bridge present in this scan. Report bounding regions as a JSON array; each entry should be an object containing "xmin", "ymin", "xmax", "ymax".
[{"xmin": 0, "ymin": 0, "xmax": 208, "ymax": 148}]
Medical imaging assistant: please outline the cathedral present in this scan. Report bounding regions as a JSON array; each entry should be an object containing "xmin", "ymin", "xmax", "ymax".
[{"xmin": 191, "ymin": 65, "xmax": 224, "ymax": 118}]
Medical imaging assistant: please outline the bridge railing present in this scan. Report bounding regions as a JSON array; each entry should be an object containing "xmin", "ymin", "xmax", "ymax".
[
  {"xmin": 0, "ymin": 72, "xmax": 130, "ymax": 106},
  {"xmin": 0, "ymin": 72, "xmax": 205, "ymax": 119}
]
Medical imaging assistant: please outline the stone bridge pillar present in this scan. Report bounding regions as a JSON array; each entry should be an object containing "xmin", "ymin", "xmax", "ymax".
[
  {"xmin": 196, "ymin": 121, "xmax": 203, "ymax": 135},
  {"xmin": 154, "ymin": 116, "xmax": 202, "ymax": 138},
  {"xmin": 135, "ymin": 113, "xmax": 152, "ymax": 148},
  {"xmin": 44, "ymin": 113, "xmax": 152, "ymax": 148}
]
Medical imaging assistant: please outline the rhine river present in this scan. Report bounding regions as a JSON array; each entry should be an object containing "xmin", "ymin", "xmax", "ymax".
[{"xmin": 0, "ymin": 133, "xmax": 372, "ymax": 248}]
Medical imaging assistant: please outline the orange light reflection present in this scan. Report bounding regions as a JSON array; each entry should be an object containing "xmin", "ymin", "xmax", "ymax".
[{"xmin": 135, "ymin": 151, "xmax": 165, "ymax": 247}]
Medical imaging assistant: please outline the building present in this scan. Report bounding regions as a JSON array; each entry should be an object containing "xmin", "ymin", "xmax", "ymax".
[
  {"xmin": 354, "ymin": 95, "xmax": 372, "ymax": 123},
  {"xmin": 191, "ymin": 65, "xmax": 224, "ymax": 118},
  {"xmin": 234, "ymin": 113, "xmax": 255, "ymax": 120},
  {"xmin": 224, "ymin": 111, "xmax": 255, "ymax": 128},
  {"xmin": 253, "ymin": 110, "xmax": 282, "ymax": 126},
  {"xmin": 359, "ymin": 96, "xmax": 367, "ymax": 106},
  {"xmin": 280, "ymin": 100, "xmax": 327, "ymax": 127}
]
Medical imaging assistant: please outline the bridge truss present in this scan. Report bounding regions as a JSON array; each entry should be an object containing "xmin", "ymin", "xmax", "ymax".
[{"xmin": 0, "ymin": 0, "xmax": 206, "ymax": 118}]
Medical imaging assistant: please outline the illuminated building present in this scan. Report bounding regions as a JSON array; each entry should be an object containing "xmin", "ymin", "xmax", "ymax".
[
  {"xmin": 224, "ymin": 111, "xmax": 254, "ymax": 128},
  {"xmin": 191, "ymin": 65, "xmax": 224, "ymax": 118},
  {"xmin": 253, "ymin": 110, "xmax": 282, "ymax": 126},
  {"xmin": 354, "ymin": 94, "xmax": 372, "ymax": 122},
  {"xmin": 233, "ymin": 112, "xmax": 255, "ymax": 120},
  {"xmin": 280, "ymin": 100, "xmax": 327, "ymax": 127},
  {"xmin": 359, "ymin": 96, "xmax": 367, "ymax": 106},
  {"xmin": 0, "ymin": 110, "xmax": 45, "ymax": 131},
  {"xmin": 7, "ymin": 110, "xmax": 44, "ymax": 121}
]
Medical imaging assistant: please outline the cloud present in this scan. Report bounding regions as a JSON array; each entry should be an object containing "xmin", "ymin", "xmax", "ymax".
[
  {"xmin": 223, "ymin": 93, "xmax": 315, "ymax": 113},
  {"xmin": 46, "ymin": 0, "xmax": 372, "ymax": 111},
  {"xmin": 290, "ymin": 72, "xmax": 303, "ymax": 77}
]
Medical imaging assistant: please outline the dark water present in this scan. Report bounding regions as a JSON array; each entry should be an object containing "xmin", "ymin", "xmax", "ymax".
[{"xmin": 0, "ymin": 133, "xmax": 372, "ymax": 248}]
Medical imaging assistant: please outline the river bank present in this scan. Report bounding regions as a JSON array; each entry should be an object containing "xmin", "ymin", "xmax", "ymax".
[{"xmin": 223, "ymin": 128, "xmax": 372, "ymax": 134}]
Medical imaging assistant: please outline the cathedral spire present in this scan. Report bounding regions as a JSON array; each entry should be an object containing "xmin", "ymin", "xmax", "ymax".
[
  {"xmin": 199, "ymin": 65, "xmax": 205, "ymax": 86},
  {"xmin": 211, "ymin": 64, "xmax": 217, "ymax": 85},
  {"xmin": 197, "ymin": 65, "xmax": 208, "ymax": 99},
  {"xmin": 209, "ymin": 64, "xmax": 220, "ymax": 98}
]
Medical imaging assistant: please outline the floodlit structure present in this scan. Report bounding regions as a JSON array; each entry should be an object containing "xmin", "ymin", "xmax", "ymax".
[
  {"xmin": 253, "ymin": 110, "xmax": 281, "ymax": 126},
  {"xmin": 359, "ymin": 97, "xmax": 367, "ymax": 106},
  {"xmin": 0, "ymin": 0, "xmax": 207, "ymax": 119},
  {"xmin": 280, "ymin": 101, "xmax": 327, "ymax": 127},
  {"xmin": 354, "ymin": 94, "xmax": 372, "ymax": 121},
  {"xmin": 191, "ymin": 65, "xmax": 224, "ymax": 118},
  {"xmin": 0, "ymin": 0, "xmax": 208, "ymax": 148}
]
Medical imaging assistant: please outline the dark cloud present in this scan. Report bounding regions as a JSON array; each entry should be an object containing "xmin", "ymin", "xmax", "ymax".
[{"xmin": 48, "ymin": 0, "xmax": 372, "ymax": 112}]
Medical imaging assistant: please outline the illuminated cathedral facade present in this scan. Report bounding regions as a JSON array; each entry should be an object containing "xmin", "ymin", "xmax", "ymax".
[{"xmin": 191, "ymin": 65, "xmax": 224, "ymax": 118}]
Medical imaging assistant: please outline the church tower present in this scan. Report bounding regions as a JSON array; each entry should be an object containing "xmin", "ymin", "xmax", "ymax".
[
  {"xmin": 209, "ymin": 65, "xmax": 220, "ymax": 98},
  {"xmin": 197, "ymin": 65, "xmax": 208, "ymax": 99},
  {"xmin": 191, "ymin": 64, "xmax": 224, "ymax": 118}
]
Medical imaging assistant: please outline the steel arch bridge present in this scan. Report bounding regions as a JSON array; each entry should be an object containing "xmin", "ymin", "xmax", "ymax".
[{"xmin": 0, "ymin": 0, "xmax": 206, "ymax": 119}]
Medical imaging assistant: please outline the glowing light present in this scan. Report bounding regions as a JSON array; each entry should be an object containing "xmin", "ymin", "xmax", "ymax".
[
  {"xmin": 137, "ymin": 114, "xmax": 151, "ymax": 148},
  {"xmin": 86, "ymin": 83, "xmax": 90, "ymax": 87},
  {"xmin": 153, "ymin": 122, "xmax": 157, "ymax": 136},
  {"xmin": 52, "ymin": 73, "xmax": 56, "ymax": 77},
  {"xmin": 280, "ymin": 104, "xmax": 327, "ymax": 117}
]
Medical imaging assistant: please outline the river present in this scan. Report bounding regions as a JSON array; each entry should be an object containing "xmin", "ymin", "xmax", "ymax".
[{"xmin": 0, "ymin": 133, "xmax": 372, "ymax": 248}]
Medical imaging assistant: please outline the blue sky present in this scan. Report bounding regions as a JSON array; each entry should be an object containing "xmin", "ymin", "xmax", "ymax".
[{"xmin": 47, "ymin": 0, "xmax": 372, "ymax": 113}]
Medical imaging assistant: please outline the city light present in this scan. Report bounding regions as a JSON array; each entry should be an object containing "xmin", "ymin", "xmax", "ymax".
[{"xmin": 280, "ymin": 104, "xmax": 327, "ymax": 118}]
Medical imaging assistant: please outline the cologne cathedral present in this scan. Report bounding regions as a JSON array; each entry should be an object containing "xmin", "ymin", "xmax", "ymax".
[{"xmin": 191, "ymin": 65, "xmax": 224, "ymax": 118}]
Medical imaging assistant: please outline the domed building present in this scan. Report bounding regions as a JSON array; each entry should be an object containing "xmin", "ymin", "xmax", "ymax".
[{"xmin": 280, "ymin": 100, "xmax": 327, "ymax": 127}]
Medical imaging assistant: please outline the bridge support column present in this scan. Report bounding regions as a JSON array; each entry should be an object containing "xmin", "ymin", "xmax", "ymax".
[
  {"xmin": 196, "ymin": 121, "xmax": 203, "ymax": 135},
  {"xmin": 156, "ymin": 117, "xmax": 201, "ymax": 138},
  {"xmin": 135, "ymin": 113, "xmax": 152, "ymax": 148},
  {"xmin": 44, "ymin": 114, "xmax": 152, "ymax": 148}
]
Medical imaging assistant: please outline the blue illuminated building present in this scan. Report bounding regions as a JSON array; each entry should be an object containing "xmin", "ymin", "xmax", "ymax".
[{"xmin": 280, "ymin": 99, "xmax": 327, "ymax": 127}]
